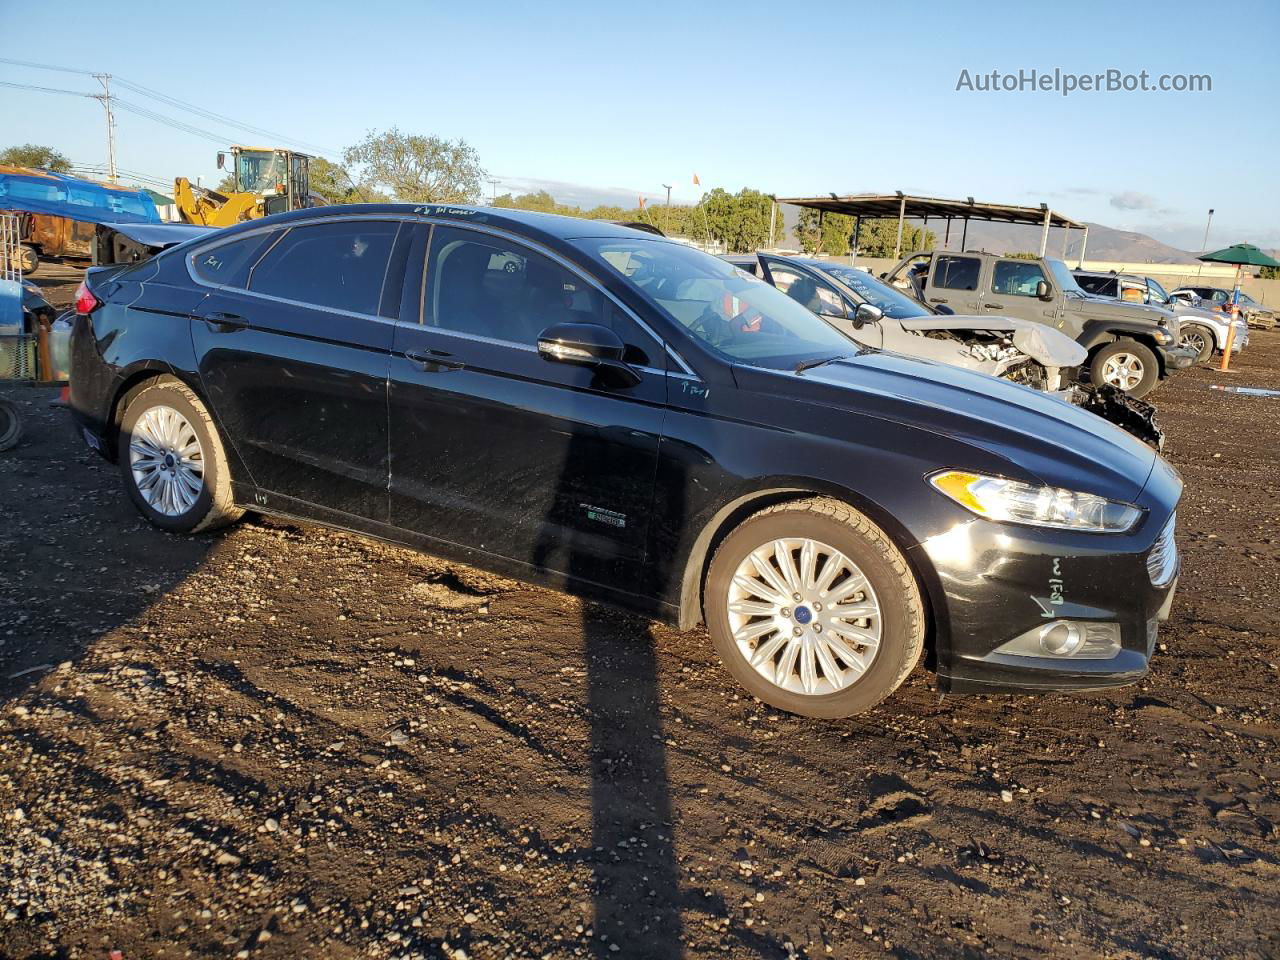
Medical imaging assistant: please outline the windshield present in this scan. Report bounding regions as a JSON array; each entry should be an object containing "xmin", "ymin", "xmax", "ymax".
[
  {"xmin": 1146, "ymin": 277, "xmax": 1170, "ymax": 304},
  {"xmin": 811, "ymin": 262, "xmax": 928, "ymax": 319},
  {"xmin": 236, "ymin": 151, "xmax": 286, "ymax": 194},
  {"xmin": 575, "ymin": 238, "xmax": 853, "ymax": 368},
  {"xmin": 1044, "ymin": 258, "xmax": 1086, "ymax": 296}
]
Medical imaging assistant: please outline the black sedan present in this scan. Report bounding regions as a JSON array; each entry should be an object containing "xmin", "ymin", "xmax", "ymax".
[{"xmin": 69, "ymin": 205, "xmax": 1180, "ymax": 717}]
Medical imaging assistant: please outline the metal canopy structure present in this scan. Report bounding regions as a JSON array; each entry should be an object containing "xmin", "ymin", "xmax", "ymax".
[{"xmin": 774, "ymin": 192, "xmax": 1090, "ymax": 263}]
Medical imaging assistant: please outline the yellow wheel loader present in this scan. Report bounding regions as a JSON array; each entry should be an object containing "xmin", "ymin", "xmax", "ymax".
[{"xmin": 174, "ymin": 147, "xmax": 315, "ymax": 227}]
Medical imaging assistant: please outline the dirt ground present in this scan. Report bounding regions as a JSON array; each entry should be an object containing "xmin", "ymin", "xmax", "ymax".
[{"xmin": 1, "ymin": 273, "xmax": 1278, "ymax": 960}]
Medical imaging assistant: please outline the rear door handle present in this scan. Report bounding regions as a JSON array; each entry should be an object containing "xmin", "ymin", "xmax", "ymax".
[
  {"xmin": 928, "ymin": 297, "xmax": 948, "ymax": 304},
  {"xmin": 203, "ymin": 312, "xmax": 248, "ymax": 332},
  {"xmin": 405, "ymin": 349, "xmax": 464, "ymax": 372},
  {"xmin": 983, "ymin": 303, "xmax": 1005, "ymax": 310}
]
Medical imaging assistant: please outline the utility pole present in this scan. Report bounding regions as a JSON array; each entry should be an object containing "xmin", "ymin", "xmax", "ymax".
[
  {"xmin": 1196, "ymin": 208, "xmax": 1214, "ymax": 278},
  {"xmin": 662, "ymin": 184, "xmax": 672, "ymax": 235},
  {"xmin": 93, "ymin": 73, "xmax": 118, "ymax": 183},
  {"xmin": 488, "ymin": 178, "xmax": 499, "ymax": 204}
]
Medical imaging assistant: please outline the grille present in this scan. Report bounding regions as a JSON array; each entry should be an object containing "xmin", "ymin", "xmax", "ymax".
[{"xmin": 1146, "ymin": 513, "xmax": 1178, "ymax": 587}]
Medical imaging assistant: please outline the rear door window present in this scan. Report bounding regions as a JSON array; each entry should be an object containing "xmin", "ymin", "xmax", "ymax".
[
  {"xmin": 992, "ymin": 260, "xmax": 1048, "ymax": 297},
  {"xmin": 931, "ymin": 255, "xmax": 980, "ymax": 291},
  {"xmin": 249, "ymin": 220, "xmax": 399, "ymax": 315}
]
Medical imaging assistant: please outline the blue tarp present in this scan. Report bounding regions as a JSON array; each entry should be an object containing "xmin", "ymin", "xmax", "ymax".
[{"xmin": 0, "ymin": 169, "xmax": 160, "ymax": 226}]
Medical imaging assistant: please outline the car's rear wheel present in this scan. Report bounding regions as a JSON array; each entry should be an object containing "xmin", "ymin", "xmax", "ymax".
[
  {"xmin": 0, "ymin": 398, "xmax": 23, "ymax": 452},
  {"xmin": 1091, "ymin": 340, "xmax": 1159, "ymax": 398},
  {"xmin": 118, "ymin": 379, "xmax": 242, "ymax": 534},
  {"xmin": 1179, "ymin": 324, "xmax": 1215, "ymax": 363},
  {"xmin": 705, "ymin": 498, "xmax": 924, "ymax": 718}
]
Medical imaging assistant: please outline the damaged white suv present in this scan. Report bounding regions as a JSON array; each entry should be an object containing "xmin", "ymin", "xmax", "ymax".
[{"xmin": 726, "ymin": 253, "xmax": 1161, "ymax": 447}]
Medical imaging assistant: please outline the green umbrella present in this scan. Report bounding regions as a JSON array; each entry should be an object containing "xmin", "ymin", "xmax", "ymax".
[
  {"xmin": 1195, "ymin": 244, "xmax": 1279, "ymax": 370},
  {"xmin": 1197, "ymin": 242, "xmax": 1280, "ymax": 268}
]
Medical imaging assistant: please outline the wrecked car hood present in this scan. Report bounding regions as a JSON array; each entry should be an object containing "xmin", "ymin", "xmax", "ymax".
[{"xmin": 898, "ymin": 314, "xmax": 1087, "ymax": 367}]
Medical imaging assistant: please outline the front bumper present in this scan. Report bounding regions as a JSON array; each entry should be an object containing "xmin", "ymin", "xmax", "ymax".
[
  {"xmin": 914, "ymin": 461, "xmax": 1182, "ymax": 695},
  {"xmin": 1158, "ymin": 343, "xmax": 1197, "ymax": 371}
]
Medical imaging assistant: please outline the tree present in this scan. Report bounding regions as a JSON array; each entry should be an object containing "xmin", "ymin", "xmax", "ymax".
[
  {"xmin": 796, "ymin": 209, "xmax": 856, "ymax": 256},
  {"xmin": 847, "ymin": 218, "xmax": 936, "ymax": 258},
  {"xmin": 307, "ymin": 156, "xmax": 387, "ymax": 204},
  {"xmin": 344, "ymin": 128, "xmax": 484, "ymax": 204},
  {"xmin": 1260, "ymin": 265, "xmax": 1279, "ymax": 280},
  {"xmin": 1004, "ymin": 251, "xmax": 1038, "ymax": 260},
  {"xmin": 0, "ymin": 143, "xmax": 71, "ymax": 172},
  {"xmin": 696, "ymin": 188, "xmax": 784, "ymax": 253}
]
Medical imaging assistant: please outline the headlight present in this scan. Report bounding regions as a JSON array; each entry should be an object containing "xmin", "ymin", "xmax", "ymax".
[
  {"xmin": 1153, "ymin": 328, "xmax": 1173, "ymax": 344},
  {"xmin": 929, "ymin": 470, "xmax": 1142, "ymax": 533}
]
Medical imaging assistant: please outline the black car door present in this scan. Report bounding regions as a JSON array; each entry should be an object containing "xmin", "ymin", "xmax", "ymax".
[
  {"xmin": 386, "ymin": 222, "xmax": 668, "ymax": 591},
  {"xmin": 189, "ymin": 217, "xmax": 404, "ymax": 520}
]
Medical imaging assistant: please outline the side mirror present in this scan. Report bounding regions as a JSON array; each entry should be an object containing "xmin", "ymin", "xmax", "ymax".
[
  {"xmin": 1036, "ymin": 279, "xmax": 1052, "ymax": 300},
  {"xmin": 537, "ymin": 322, "xmax": 641, "ymax": 386},
  {"xmin": 216, "ymin": 152, "xmax": 227, "ymax": 170},
  {"xmin": 851, "ymin": 303, "xmax": 884, "ymax": 328}
]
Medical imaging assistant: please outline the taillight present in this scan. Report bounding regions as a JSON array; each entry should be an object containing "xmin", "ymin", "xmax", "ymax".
[{"xmin": 74, "ymin": 281, "xmax": 101, "ymax": 315}]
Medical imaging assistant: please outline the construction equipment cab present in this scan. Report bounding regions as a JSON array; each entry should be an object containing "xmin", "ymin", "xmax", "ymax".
[{"xmin": 173, "ymin": 147, "xmax": 313, "ymax": 227}]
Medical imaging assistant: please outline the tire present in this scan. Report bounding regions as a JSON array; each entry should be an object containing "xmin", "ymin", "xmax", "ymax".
[
  {"xmin": 704, "ymin": 497, "xmax": 925, "ymax": 718},
  {"xmin": 118, "ymin": 379, "xmax": 242, "ymax": 534},
  {"xmin": 11, "ymin": 244, "xmax": 38, "ymax": 276},
  {"xmin": 1179, "ymin": 324, "xmax": 1215, "ymax": 364},
  {"xmin": 1090, "ymin": 340, "xmax": 1159, "ymax": 399},
  {"xmin": 0, "ymin": 398, "xmax": 23, "ymax": 452}
]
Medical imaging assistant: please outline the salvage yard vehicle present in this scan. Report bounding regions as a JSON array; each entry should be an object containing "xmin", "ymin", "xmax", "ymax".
[
  {"xmin": 726, "ymin": 253, "xmax": 1161, "ymax": 447},
  {"xmin": 69, "ymin": 205, "xmax": 1181, "ymax": 718},
  {"xmin": 885, "ymin": 250, "xmax": 1196, "ymax": 398},
  {"xmin": 1171, "ymin": 285, "xmax": 1276, "ymax": 330},
  {"xmin": 1075, "ymin": 270, "xmax": 1248, "ymax": 364},
  {"xmin": 174, "ymin": 146, "xmax": 315, "ymax": 228}
]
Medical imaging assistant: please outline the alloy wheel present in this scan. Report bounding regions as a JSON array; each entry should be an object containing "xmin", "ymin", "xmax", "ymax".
[
  {"xmin": 128, "ymin": 405, "xmax": 205, "ymax": 516},
  {"xmin": 1180, "ymin": 331, "xmax": 1208, "ymax": 354},
  {"xmin": 726, "ymin": 537, "xmax": 882, "ymax": 696},
  {"xmin": 1101, "ymin": 353, "xmax": 1146, "ymax": 391}
]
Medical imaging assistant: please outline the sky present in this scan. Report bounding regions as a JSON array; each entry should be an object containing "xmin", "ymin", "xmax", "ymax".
[{"xmin": 2, "ymin": 0, "xmax": 1277, "ymax": 251}]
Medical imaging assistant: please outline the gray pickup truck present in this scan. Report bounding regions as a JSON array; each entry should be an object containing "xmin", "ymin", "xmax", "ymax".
[{"xmin": 884, "ymin": 251, "xmax": 1195, "ymax": 398}]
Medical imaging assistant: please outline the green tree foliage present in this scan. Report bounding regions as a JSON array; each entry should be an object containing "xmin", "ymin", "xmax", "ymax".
[
  {"xmin": 1003, "ymin": 251, "xmax": 1039, "ymax": 260},
  {"xmin": 695, "ymin": 188, "xmax": 784, "ymax": 253},
  {"xmin": 492, "ymin": 190, "xmax": 700, "ymax": 238},
  {"xmin": 344, "ymin": 128, "xmax": 484, "ymax": 203},
  {"xmin": 0, "ymin": 144, "xmax": 71, "ymax": 172},
  {"xmin": 308, "ymin": 156, "xmax": 387, "ymax": 204},
  {"xmin": 1260, "ymin": 265, "xmax": 1279, "ymax": 280},
  {"xmin": 849, "ymin": 218, "xmax": 937, "ymax": 258},
  {"xmin": 796, "ymin": 210, "xmax": 857, "ymax": 256}
]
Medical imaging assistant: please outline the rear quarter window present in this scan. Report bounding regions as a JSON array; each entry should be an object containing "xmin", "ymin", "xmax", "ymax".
[{"xmin": 190, "ymin": 231, "xmax": 279, "ymax": 289}]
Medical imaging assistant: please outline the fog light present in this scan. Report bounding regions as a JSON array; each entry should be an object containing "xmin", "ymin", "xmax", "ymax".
[
  {"xmin": 994, "ymin": 621, "xmax": 1121, "ymax": 660},
  {"xmin": 1039, "ymin": 621, "xmax": 1083, "ymax": 656}
]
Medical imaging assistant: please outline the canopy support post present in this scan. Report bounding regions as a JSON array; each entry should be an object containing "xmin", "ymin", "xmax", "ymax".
[
  {"xmin": 893, "ymin": 194, "xmax": 906, "ymax": 260},
  {"xmin": 1038, "ymin": 207, "xmax": 1052, "ymax": 257},
  {"xmin": 1077, "ymin": 225, "xmax": 1089, "ymax": 268}
]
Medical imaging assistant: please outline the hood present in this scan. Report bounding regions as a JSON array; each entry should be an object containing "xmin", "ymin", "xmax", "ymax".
[
  {"xmin": 1174, "ymin": 303, "xmax": 1235, "ymax": 324},
  {"xmin": 899, "ymin": 313, "xmax": 1087, "ymax": 367},
  {"xmin": 1070, "ymin": 295, "xmax": 1174, "ymax": 326},
  {"xmin": 737, "ymin": 350, "xmax": 1158, "ymax": 503}
]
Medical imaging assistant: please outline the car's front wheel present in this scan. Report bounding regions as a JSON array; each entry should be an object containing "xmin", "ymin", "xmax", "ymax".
[
  {"xmin": 118, "ymin": 379, "xmax": 242, "ymax": 534},
  {"xmin": 1178, "ymin": 324, "xmax": 1215, "ymax": 363},
  {"xmin": 1091, "ymin": 340, "xmax": 1159, "ymax": 398},
  {"xmin": 705, "ymin": 498, "xmax": 924, "ymax": 718}
]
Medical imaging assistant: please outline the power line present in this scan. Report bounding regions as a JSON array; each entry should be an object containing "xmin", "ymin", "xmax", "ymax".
[
  {"xmin": 0, "ymin": 79, "xmax": 96, "ymax": 99},
  {"xmin": 1, "ymin": 56, "xmax": 338, "ymax": 157}
]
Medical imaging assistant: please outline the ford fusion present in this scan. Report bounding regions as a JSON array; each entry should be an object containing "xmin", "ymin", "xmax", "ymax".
[{"xmin": 69, "ymin": 205, "xmax": 1181, "ymax": 718}]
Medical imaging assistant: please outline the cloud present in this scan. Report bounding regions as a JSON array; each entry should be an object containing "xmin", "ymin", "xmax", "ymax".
[
  {"xmin": 1110, "ymin": 191, "xmax": 1161, "ymax": 211},
  {"xmin": 492, "ymin": 176, "xmax": 663, "ymax": 209}
]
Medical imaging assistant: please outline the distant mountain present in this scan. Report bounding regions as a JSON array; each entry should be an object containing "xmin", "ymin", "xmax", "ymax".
[{"xmin": 899, "ymin": 220, "xmax": 1197, "ymax": 264}]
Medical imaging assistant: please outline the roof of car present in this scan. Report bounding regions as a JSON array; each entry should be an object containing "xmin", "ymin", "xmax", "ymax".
[{"xmin": 204, "ymin": 203, "xmax": 661, "ymax": 244}]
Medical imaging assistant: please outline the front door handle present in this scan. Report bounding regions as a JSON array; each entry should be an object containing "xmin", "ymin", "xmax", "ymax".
[
  {"xmin": 405, "ymin": 349, "xmax": 464, "ymax": 373},
  {"xmin": 983, "ymin": 303, "xmax": 1005, "ymax": 310},
  {"xmin": 202, "ymin": 312, "xmax": 247, "ymax": 332},
  {"xmin": 928, "ymin": 297, "xmax": 948, "ymax": 304}
]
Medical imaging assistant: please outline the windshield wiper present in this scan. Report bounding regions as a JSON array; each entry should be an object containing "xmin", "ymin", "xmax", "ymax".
[{"xmin": 795, "ymin": 354, "xmax": 849, "ymax": 374}]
